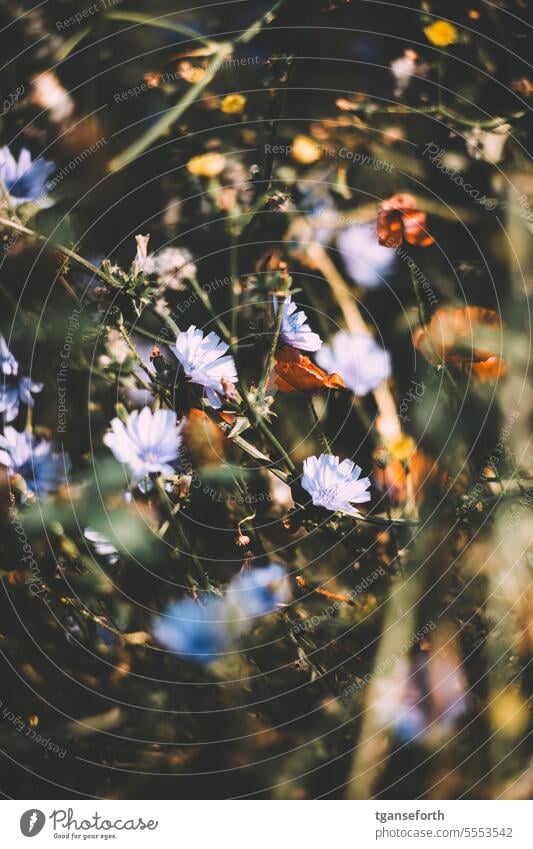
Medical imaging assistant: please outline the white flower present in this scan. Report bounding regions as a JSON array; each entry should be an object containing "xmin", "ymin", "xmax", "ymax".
[
  {"xmin": 337, "ymin": 223, "xmax": 396, "ymax": 288},
  {"xmin": 174, "ymin": 325, "xmax": 237, "ymax": 409},
  {"xmin": 144, "ymin": 247, "xmax": 197, "ymax": 291},
  {"xmin": 274, "ymin": 295, "xmax": 322, "ymax": 352},
  {"xmin": 390, "ymin": 49, "xmax": 417, "ymax": 97},
  {"xmin": 30, "ymin": 71, "xmax": 74, "ymax": 123},
  {"xmin": 316, "ymin": 331, "xmax": 391, "ymax": 396},
  {"xmin": 301, "ymin": 453, "xmax": 371, "ymax": 517},
  {"xmin": 103, "ymin": 407, "xmax": 182, "ymax": 482}
]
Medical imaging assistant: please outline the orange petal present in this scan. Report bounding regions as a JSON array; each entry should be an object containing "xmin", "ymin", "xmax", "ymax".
[
  {"xmin": 402, "ymin": 210, "xmax": 434, "ymax": 247},
  {"xmin": 274, "ymin": 345, "xmax": 347, "ymax": 393}
]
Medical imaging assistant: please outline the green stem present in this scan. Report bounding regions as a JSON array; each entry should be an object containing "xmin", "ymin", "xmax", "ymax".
[
  {"xmin": 155, "ymin": 476, "xmax": 211, "ymax": 592},
  {"xmin": 348, "ymin": 101, "xmax": 524, "ymax": 131},
  {"xmin": 108, "ymin": 0, "xmax": 289, "ymax": 172},
  {"xmin": 0, "ymin": 215, "xmax": 118, "ymax": 288},
  {"xmin": 308, "ymin": 394, "xmax": 332, "ymax": 454},
  {"xmin": 257, "ymin": 291, "xmax": 285, "ymax": 403},
  {"xmin": 189, "ymin": 276, "xmax": 233, "ymax": 343}
]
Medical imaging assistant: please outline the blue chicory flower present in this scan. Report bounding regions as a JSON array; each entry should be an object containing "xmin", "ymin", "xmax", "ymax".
[
  {"xmin": 154, "ymin": 564, "xmax": 290, "ymax": 664},
  {"xmin": 301, "ymin": 453, "xmax": 371, "ymax": 517},
  {"xmin": 227, "ymin": 563, "xmax": 290, "ymax": 620},
  {"xmin": 153, "ymin": 596, "xmax": 232, "ymax": 664},
  {"xmin": 0, "ymin": 146, "xmax": 55, "ymax": 205},
  {"xmin": 0, "ymin": 336, "xmax": 43, "ymax": 422},
  {"xmin": 0, "ymin": 426, "xmax": 69, "ymax": 498}
]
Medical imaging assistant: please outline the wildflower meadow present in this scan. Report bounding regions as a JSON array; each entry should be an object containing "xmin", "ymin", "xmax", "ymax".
[{"xmin": 0, "ymin": 0, "xmax": 531, "ymax": 821}]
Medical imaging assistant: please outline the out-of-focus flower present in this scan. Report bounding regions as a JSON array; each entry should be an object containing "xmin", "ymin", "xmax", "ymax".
[
  {"xmin": 154, "ymin": 596, "xmax": 232, "ymax": 663},
  {"xmin": 424, "ymin": 20, "xmax": 458, "ymax": 48},
  {"xmin": 413, "ymin": 306, "xmax": 506, "ymax": 380},
  {"xmin": 301, "ymin": 453, "xmax": 371, "ymax": 517},
  {"xmin": 132, "ymin": 234, "xmax": 150, "ymax": 274},
  {"xmin": 177, "ymin": 61, "xmax": 206, "ymax": 84},
  {"xmin": 377, "ymin": 193, "xmax": 433, "ymax": 248},
  {"xmin": 154, "ymin": 564, "xmax": 290, "ymax": 663},
  {"xmin": 390, "ymin": 49, "xmax": 418, "ymax": 97},
  {"xmin": 174, "ymin": 326, "xmax": 238, "ymax": 409},
  {"xmin": 103, "ymin": 407, "xmax": 182, "ymax": 482},
  {"xmin": 144, "ymin": 246, "xmax": 197, "ymax": 291},
  {"xmin": 0, "ymin": 146, "xmax": 55, "ymax": 205},
  {"xmin": 227, "ymin": 563, "xmax": 290, "ymax": 619},
  {"xmin": 0, "ymin": 427, "xmax": 69, "ymax": 498},
  {"xmin": 292, "ymin": 135, "xmax": 321, "ymax": 165},
  {"xmin": 316, "ymin": 331, "xmax": 391, "ymax": 396},
  {"xmin": 84, "ymin": 527, "xmax": 119, "ymax": 564},
  {"xmin": 30, "ymin": 70, "xmax": 74, "ymax": 122},
  {"xmin": 274, "ymin": 295, "xmax": 322, "ymax": 352},
  {"xmin": 221, "ymin": 93, "xmax": 246, "ymax": 114},
  {"xmin": 187, "ymin": 152, "xmax": 226, "ymax": 178},
  {"xmin": 511, "ymin": 78, "xmax": 533, "ymax": 98},
  {"xmin": 0, "ymin": 335, "xmax": 43, "ymax": 422},
  {"xmin": 144, "ymin": 71, "xmax": 161, "ymax": 88},
  {"xmin": 182, "ymin": 408, "xmax": 226, "ymax": 466},
  {"xmin": 274, "ymin": 345, "xmax": 346, "ymax": 393},
  {"xmin": 373, "ymin": 445, "xmax": 439, "ymax": 507},
  {"xmin": 338, "ymin": 223, "xmax": 397, "ymax": 288},
  {"xmin": 465, "ymin": 123, "xmax": 510, "ymax": 165}
]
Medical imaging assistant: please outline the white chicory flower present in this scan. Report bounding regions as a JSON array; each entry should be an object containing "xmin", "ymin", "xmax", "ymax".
[
  {"xmin": 103, "ymin": 406, "xmax": 182, "ymax": 482},
  {"xmin": 301, "ymin": 453, "xmax": 371, "ymax": 517},
  {"xmin": 337, "ymin": 223, "xmax": 396, "ymax": 288},
  {"xmin": 316, "ymin": 330, "xmax": 391, "ymax": 396},
  {"xmin": 174, "ymin": 325, "xmax": 237, "ymax": 409},
  {"xmin": 274, "ymin": 295, "xmax": 322, "ymax": 352}
]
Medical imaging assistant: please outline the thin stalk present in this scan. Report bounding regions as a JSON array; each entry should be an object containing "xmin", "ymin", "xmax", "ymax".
[
  {"xmin": 108, "ymin": 0, "xmax": 289, "ymax": 172},
  {"xmin": 155, "ymin": 476, "xmax": 211, "ymax": 592},
  {"xmin": 0, "ymin": 216, "xmax": 117, "ymax": 287},
  {"xmin": 308, "ymin": 394, "xmax": 332, "ymax": 454},
  {"xmin": 257, "ymin": 291, "xmax": 285, "ymax": 403},
  {"xmin": 188, "ymin": 276, "xmax": 233, "ymax": 342}
]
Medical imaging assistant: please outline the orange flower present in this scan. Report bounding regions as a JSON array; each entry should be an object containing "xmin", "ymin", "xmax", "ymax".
[
  {"xmin": 413, "ymin": 306, "xmax": 505, "ymax": 380},
  {"xmin": 182, "ymin": 409, "xmax": 226, "ymax": 466},
  {"xmin": 373, "ymin": 447, "xmax": 439, "ymax": 506},
  {"xmin": 377, "ymin": 193, "xmax": 433, "ymax": 248},
  {"xmin": 274, "ymin": 345, "xmax": 346, "ymax": 393}
]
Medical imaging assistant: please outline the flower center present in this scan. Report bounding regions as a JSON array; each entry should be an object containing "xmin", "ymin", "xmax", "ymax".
[
  {"xmin": 315, "ymin": 485, "xmax": 339, "ymax": 505},
  {"xmin": 139, "ymin": 448, "xmax": 160, "ymax": 465}
]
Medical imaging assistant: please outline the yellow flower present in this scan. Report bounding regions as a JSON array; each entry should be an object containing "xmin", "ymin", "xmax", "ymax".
[
  {"xmin": 292, "ymin": 135, "xmax": 321, "ymax": 165},
  {"xmin": 221, "ymin": 93, "xmax": 246, "ymax": 114},
  {"xmin": 187, "ymin": 152, "xmax": 226, "ymax": 178},
  {"xmin": 424, "ymin": 20, "xmax": 458, "ymax": 47},
  {"xmin": 389, "ymin": 434, "xmax": 416, "ymax": 463}
]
